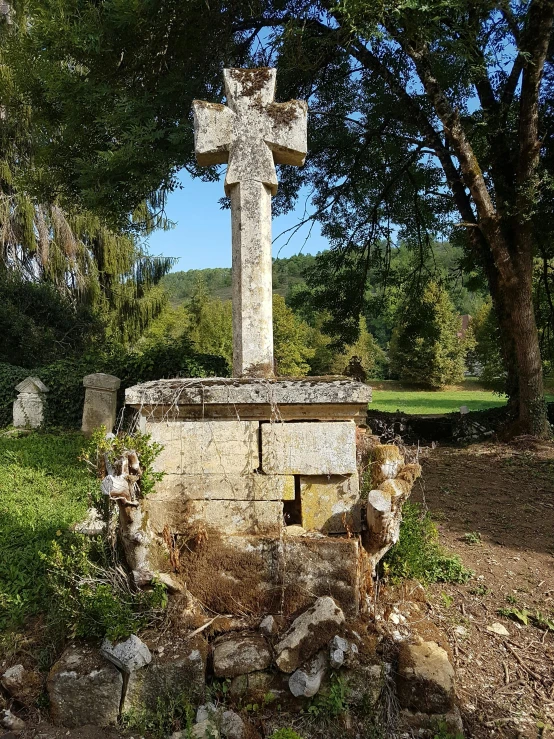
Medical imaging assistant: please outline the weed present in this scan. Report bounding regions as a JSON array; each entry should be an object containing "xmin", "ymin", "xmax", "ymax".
[
  {"xmin": 433, "ymin": 720, "xmax": 464, "ymax": 739},
  {"xmin": 270, "ymin": 730, "xmax": 305, "ymax": 739},
  {"xmin": 497, "ymin": 607, "xmax": 554, "ymax": 631},
  {"xmin": 470, "ymin": 584, "xmax": 491, "ymax": 597},
  {"xmin": 506, "ymin": 594, "xmax": 518, "ymax": 605},
  {"xmin": 81, "ymin": 426, "xmax": 164, "ymax": 499},
  {"xmin": 441, "ymin": 592, "xmax": 454, "ymax": 608},
  {"xmin": 121, "ymin": 692, "xmax": 195, "ymax": 738},
  {"xmin": 383, "ymin": 502, "xmax": 472, "ymax": 584},
  {"xmin": 43, "ymin": 535, "xmax": 167, "ymax": 642},
  {"xmin": 245, "ymin": 691, "xmax": 276, "ymax": 713},
  {"xmin": 308, "ymin": 674, "xmax": 349, "ymax": 720},
  {"xmin": 463, "ymin": 531, "xmax": 482, "ymax": 545}
]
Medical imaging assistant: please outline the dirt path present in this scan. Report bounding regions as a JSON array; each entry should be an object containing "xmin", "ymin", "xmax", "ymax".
[{"xmin": 412, "ymin": 439, "xmax": 554, "ymax": 739}]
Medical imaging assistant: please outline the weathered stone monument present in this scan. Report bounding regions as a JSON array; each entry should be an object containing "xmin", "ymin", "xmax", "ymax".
[
  {"xmin": 125, "ymin": 68, "xmax": 374, "ymax": 615},
  {"xmin": 82, "ymin": 372, "xmax": 121, "ymax": 437},
  {"xmin": 124, "ymin": 68, "xmax": 423, "ymax": 620},
  {"xmin": 41, "ymin": 69, "xmax": 458, "ymax": 738},
  {"xmin": 193, "ymin": 67, "xmax": 307, "ymax": 377},
  {"xmin": 13, "ymin": 377, "xmax": 48, "ymax": 428}
]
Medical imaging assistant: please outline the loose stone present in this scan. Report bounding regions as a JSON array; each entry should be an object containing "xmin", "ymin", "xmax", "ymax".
[
  {"xmin": 275, "ymin": 596, "xmax": 345, "ymax": 673},
  {"xmin": 213, "ymin": 632, "xmax": 272, "ymax": 677},
  {"xmin": 396, "ymin": 641, "xmax": 455, "ymax": 714},
  {"xmin": 288, "ymin": 651, "xmax": 328, "ymax": 698},
  {"xmin": 100, "ymin": 634, "xmax": 152, "ymax": 674}
]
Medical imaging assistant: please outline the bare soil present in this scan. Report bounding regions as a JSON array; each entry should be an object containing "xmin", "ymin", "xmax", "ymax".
[{"xmin": 412, "ymin": 438, "xmax": 554, "ymax": 738}]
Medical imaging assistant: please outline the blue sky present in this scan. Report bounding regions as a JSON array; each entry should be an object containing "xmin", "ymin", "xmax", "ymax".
[{"xmin": 146, "ymin": 170, "xmax": 328, "ymax": 271}]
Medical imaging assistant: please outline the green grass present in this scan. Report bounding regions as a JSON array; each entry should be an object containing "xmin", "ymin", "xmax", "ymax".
[
  {"xmin": 0, "ymin": 432, "xmax": 93, "ymax": 631},
  {"xmin": 370, "ymin": 380, "xmax": 554, "ymax": 415}
]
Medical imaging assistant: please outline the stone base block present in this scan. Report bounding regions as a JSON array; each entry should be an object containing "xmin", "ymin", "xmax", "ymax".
[
  {"xmin": 146, "ymin": 499, "xmax": 283, "ymax": 535},
  {"xmin": 123, "ymin": 635, "xmax": 207, "ymax": 712},
  {"xmin": 262, "ymin": 421, "xmax": 357, "ymax": 475},
  {"xmin": 300, "ymin": 474, "xmax": 361, "ymax": 533},
  {"xmin": 47, "ymin": 645, "xmax": 123, "ymax": 728},
  {"xmin": 152, "ymin": 473, "xmax": 295, "ymax": 501},
  {"xmin": 146, "ymin": 420, "xmax": 259, "ymax": 475},
  {"xmin": 178, "ymin": 533, "xmax": 366, "ymax": 617}
]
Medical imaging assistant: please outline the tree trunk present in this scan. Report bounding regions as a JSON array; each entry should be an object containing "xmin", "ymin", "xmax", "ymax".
[{"xmin": 487, "ymin": 241, "xmax": 550, "ymax": 436}]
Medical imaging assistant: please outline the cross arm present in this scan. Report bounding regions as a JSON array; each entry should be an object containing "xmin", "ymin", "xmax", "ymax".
[
  {"xmin": 192, "ymin": 101, "xmax": 236, "ymax": 166},
  {"xmin": 264, "ymin": 100, "xmax": 308, "ymax": 166}
]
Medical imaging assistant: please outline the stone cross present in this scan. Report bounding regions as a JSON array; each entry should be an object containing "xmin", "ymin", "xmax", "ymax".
[{"xmin": 193, "ymin": 68, "xmax": 307, "ymax": 377}]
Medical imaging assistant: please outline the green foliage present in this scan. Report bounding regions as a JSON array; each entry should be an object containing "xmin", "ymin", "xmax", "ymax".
[
  {"xmin": 0, "ymin": 433, "xmax": 93, "ymax": 631},
  {"xmin": 384, "ymin": 502, "xmax": 472, "ymax": 584},
  {"xmin": 162, "ymin": 254, "xmax": 316, "ymax": 304},
  {"xmin": 389, "ymin": 282, "xmax": 467, "ymax": 389},
  {"xmin": 0, "ymin": 431, "xmax": 167, "ymax": 643},
  {"xmin": 0, "ymin": 335, "xmax": 228, "ymax": 430},
  {"xmin": 0, "ymin": 271, "xmax": 102, "ymax": 367},
  {"xmin": 121, "ymin": 691, "xmax": 195, "ymax": 739},
  {"xmin": 330, "ymin": 317, "xmax": 387, "ymax": 378},
  {"xmin": 82, "ymin": 426, "xmax": 164, "ymax": 499},
  {"xmin": 270, "ymin": 730, "xmax": 305, "ymax": 739},
  {"xmin": 471, "ymin": 299, "xmax": 506, "ymax": 390},
  {"xmin": 186, "ymin": 281, "xmax": 233, "ymax": 367},
  {"xmin": 308, "ymin": 675, "xmax": 350, "ymax": 720},
  {"xmin": 273, "ymin": 294, "xmax": 314, "ymax": 376},
  {"xmin": 497, "ymin": 607, "xmax": 554, "ymax": 631},
  {"xmin": 433, "ymin": 721, "xmax": 464, "ymax": 739},
  {"xmin": 44, "ymin": 537, "xmax": 167, "ymax": 642}
]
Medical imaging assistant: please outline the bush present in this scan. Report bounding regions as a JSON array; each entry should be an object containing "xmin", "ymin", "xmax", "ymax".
[
  {"xmin": 389, "ymin": 281, "xmax": 467, "ymax": 388},
  {"xmin": 383, "ymin": 502, "xmax": 471, "ymax": 584},
  {"xmin": 0, "ymin": 336, "xmax": 228, "ymax": 429}
]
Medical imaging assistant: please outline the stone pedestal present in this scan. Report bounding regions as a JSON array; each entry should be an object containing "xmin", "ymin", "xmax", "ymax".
[
  {"xmin": 126, "ymin": 377, "xmax": 371, "ymax": 614},
  {"xmin": 13, "ymin": 377, "xmax": 49, "ymax": 428},
  {"xmin": 82, "ymin": 373, "xmax": 121, "ymax": 437}
]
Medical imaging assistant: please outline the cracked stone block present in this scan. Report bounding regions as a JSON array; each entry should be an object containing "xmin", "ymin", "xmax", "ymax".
[
  {"xmin": 213, "ymin": 633, "xmax": 271, "ymax": 678},
  {"xmin": 152, "ymin": 473, "xmax": 295, "ymax": 502},
  {"xmin": 300, "ymin": 473, "xmax": 360, "ymax": 533},
  {"xmin": 261, "ymin": 422, "xmax": 357, "ymax": 475},
  {"xmin": 179, "ymin": 534, "xmax": 365, "ymax": 618},
  {"xmin": 177, "ymin": 499, "xmax": 283, "ymax": 535},
  {"xmin": 146, "ymin": 420, "xmax": 259, "ymax": 475},
  {"xmin": 47, "ymin": 645, "xmax": 123, "ymax": 727},
  {"xmin": 275, "ymin": 596, "xmax": 345, "ymax": 673}
]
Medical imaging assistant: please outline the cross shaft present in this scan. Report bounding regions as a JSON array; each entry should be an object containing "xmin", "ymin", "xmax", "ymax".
[{"xmin": 193, "ymin": 68, "xmax": 307, "ymax": 377}]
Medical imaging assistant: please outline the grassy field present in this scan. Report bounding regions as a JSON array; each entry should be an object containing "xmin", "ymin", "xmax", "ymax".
[
  {"xmin": 0, "ymin": 433, "xmax": 93, "ymax": 632},
  {"xmin": 370, "ymin": 379, "xmax": 554, "ymax": 415}
]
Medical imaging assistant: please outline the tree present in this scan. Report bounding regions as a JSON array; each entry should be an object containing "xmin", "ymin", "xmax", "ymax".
[
  {"xmin": 389, "ymin": 281, "xmax": 466, "ymax": 389},
  {"xmin": 330, "ymin": 317, "xmax": 387, "ymax": 378},
  {"xmin": 0, "ymin": 5, "xmax": 174, "ymax": 347},
  {"xmin": 272, "ymin": 294, "xmax": 314, "ymax": 376},
  {"xmin": 8, "ymin": 0, "xmax": 554, "ymax": 433}
]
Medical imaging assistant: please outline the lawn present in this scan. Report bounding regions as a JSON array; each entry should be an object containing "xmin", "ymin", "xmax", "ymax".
[
  {"xmin": 370, "ymin": 379, "xmax": 554, "ymax": 415},
  {"xmin": 0, "ymin": 432, "xmax": 93, "ymax": 632}
]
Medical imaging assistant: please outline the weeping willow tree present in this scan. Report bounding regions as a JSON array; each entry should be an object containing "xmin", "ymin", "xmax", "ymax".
[{"xmin": 0, "ymin": 3, "xmax": 174, "ymax": 350}]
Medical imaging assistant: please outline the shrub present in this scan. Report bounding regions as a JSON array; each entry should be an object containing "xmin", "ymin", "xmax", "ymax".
[
  {"xmin": 270, "ymin": 730, "xmax": 305, "ymax": 739},
  {"xmin": 0, "ymin": 336, "xmax": 228, "ymax": 430},
  {"xmin": 122, "ymin": 692, "xmax": 195, "ymax": 739},
  {"xmin": 389, "ymin": 281, "xmax": 466, "ymax": 388},
  {"xmin": 383, "ymin": 502, "xmax": 472, "ymax": 584}
]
